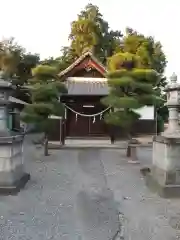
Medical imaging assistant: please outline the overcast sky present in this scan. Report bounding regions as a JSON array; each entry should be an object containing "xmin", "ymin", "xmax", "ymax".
[{"xmin": 0, "ymin": 0, "xmax": 179, "ymax": 80}]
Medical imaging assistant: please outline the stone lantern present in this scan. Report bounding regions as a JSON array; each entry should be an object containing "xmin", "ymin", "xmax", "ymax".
[
  {"xmin": 0, "ymin": 77, "xmax": 12, "ymax": 135},
  {"xmin": 162, "ymin": 73, "xmax": 180, "ymax": 136},
  {"xmin": 144, "ymin": 73, "xmax": 180, "ymax": 198},
  {"xmin": 0, "ymin": 72, "xmax": 30, "ymax": 195}
]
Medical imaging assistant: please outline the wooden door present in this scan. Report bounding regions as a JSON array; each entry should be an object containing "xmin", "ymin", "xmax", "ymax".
[
  {"xmin": 88, "ymin": 106, "xmax": 107, "ymax": 136},
  {"xmin": 66, "ymin": 103, "xmax": 107, "ymax": 137},
  {"xmin": 66, "ymin": 110, "xmax": 89, "ymax": 137}
]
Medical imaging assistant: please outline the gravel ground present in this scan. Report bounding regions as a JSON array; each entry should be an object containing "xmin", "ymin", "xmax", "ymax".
[
  {"xmin": 0, "ymin": 135, "xmax": 119, "ymax": 240},
  {"xmin": 0, "ymin": 135, "xmax": 180, "ymax": 239},
  {"xmin": 102, "ymin": 147, "xmax": 180, "ymax": 240}
]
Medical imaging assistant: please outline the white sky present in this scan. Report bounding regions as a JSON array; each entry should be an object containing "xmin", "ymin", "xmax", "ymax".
[{"xmin": 0, "ymin": 0, "xmax": 179, "ymax": 80}]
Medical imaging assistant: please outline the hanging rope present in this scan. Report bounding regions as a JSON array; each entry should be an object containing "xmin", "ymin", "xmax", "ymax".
[{"xmin": 64, "ymin": 104, "xmax": 111, "ymax": 118}]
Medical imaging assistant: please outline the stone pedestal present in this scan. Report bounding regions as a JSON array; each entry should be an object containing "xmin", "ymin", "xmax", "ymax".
[
  {"xmin": 0, "ymin": 75, "xmax": 30, "ymax": 195},
  {"xmin": 145, "ymin": 135, "xmax": 180, "ymax": 198},
  {"xmin": 142, "ymin": 73, "xmax": 180, "ymax": 198},
  {"xmin": 0, "ymin": 135, "xmax": 30, "ymax": 195},
  {"xmin": 128, "ymin": 144, "xmax": 140, "ymax": 164}
]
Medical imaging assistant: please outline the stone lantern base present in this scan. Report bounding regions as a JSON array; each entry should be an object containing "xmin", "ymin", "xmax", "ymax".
[
  {"xmin": 0, "ymin": 134, "xmax": 30, "ymax": 195},
  {"xmin": 144, "ymin": 135, "xmax": 180, "ymax": 198}
]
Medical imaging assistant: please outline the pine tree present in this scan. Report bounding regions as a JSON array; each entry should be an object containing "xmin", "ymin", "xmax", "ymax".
[
  {"xmin": 21, "ymin": 65, "xmax": 67, "ymax": 156},
  {"xmin": 116, "ymin": 28, "xmax": 167, "ymax": 89},
  {"xmin": 102, "ymin": 52, "xmax": 159, "ymax": 155}
]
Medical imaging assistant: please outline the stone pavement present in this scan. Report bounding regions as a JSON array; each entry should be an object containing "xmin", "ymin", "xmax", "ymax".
[
  {"xmin": 0, "ymin": 135, "xmax": 120, "ymax": 240},
  {"xmin": 48, "ymin": 138, "xmax": 127, "ymax": 149},
  {"xmin": 1, "ymin": 135, "xmax": 180, "ymax": 239},
  {"xmin": 49, "ymin": 135, "xmax": 153, "ymax": 149}
]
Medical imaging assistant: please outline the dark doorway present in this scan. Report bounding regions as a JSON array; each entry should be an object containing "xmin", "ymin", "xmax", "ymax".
[{"xmin": 65, "ymin": 101, "xmax": 107, "ymax": 137}]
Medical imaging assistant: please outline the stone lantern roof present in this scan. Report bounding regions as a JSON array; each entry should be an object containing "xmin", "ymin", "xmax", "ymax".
[{"xmin": 165, "ymin": 73, "xmax": 180, "ymax": 92}]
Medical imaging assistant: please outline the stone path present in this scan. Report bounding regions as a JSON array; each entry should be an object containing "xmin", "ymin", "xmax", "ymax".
[
  {"xmin": 1, "ymin": 135, "xmax": 180, "ymax": 239},
  {"xmin": 0, "ymin": 136, "xmax": 119, "ymax": 240}
]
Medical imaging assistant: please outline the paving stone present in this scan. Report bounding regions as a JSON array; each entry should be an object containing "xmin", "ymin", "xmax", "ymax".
[
  {"xmin": 0, "ymin": 135, "xmax": 119, "ymax": 240},
  {"xmin": 1, "ymin": 135, "xmax": 180, "ymax": 239}
]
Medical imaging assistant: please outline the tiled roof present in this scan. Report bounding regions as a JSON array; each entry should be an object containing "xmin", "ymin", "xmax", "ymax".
[{"xmin": 65, "ymin": 79, "xmax": 109, "ymax": 95}]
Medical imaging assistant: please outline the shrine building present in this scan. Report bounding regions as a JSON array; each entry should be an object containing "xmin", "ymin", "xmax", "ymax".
[{"xmin": 48, "ymin": 51, "xmax": 156, "ymax": 142}]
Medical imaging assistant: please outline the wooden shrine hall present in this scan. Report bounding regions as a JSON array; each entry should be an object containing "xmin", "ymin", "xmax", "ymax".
[{"xmin": 48, "ymin": 51, "xmax": 156, "ymax": 143}]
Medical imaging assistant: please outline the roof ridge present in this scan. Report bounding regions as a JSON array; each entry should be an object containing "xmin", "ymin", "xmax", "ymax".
[{"xmin": 58, "ymin": 51, "xmax": 107, "ymax": 77}]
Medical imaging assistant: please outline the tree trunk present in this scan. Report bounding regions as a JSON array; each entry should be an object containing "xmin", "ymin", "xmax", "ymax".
[
  {"xmin": 126, "ymin": 134, "xmax": 132, "ymax": 157},
  {"xmin": 44, "ymin": 133, "xmax": 49, "ymax": 156},
  {"xmin": 126, "ymin": 144, "xmax": 131, "ymax": 157}
]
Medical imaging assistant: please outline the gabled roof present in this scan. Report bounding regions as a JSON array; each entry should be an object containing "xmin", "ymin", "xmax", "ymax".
[{"xmin": 58, "ymin": 51, "xmax": 107, "ymax": 77}]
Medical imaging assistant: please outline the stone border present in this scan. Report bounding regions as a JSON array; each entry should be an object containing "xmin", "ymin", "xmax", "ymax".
[
  {"xmin": 153, "ymin": 135, "xmax": 180, "ymax": 144},
  {"xmin": 0, "ymin": 173, "xmax": 30, "ymax": 195},
  {"xmin": 0, "ymin": 135, "xmax": 24, "ymax": 144},
  {"xmin": 48, "ymin": 144, "xmax": 127, "ymax": 150},
  {"xmin": 140, "ymin": 168, "xmax": 180, "ymax": 198},
  {"xmin": 47, "ymin": 141, "xmax": 152, "ymax": 150}
]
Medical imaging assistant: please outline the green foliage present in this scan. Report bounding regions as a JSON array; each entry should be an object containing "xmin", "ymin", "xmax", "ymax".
[
  {"xmin": 69, "ymin": 18, "xmax": 100, "ymax": 56},
  {"xmin": 32, "ymin": 65, "xmax": 57, "ymax": 77},
  {"xmin": 21, "ymin": 65, "xmax": 67, "ymax": 134},
  {"xmin": 31, "ymin": 65, "xmax": 58, "ymax": 82},
  {"xmin": 116, "ymin": 28, "xmax": 167, "ymax": 88},
  {"xmin": 65, "ymin": 3, "xmax": 122, "ymax": 63},
  {"xmin": 44, "ymin": 4, "xmax": 166, "ymax": 90},
  {"xmin": 0, "ymin": 37, "xmax": 40, "ymax": 102},
  {"xmin": 16, "ymin": 54, "xmax": 40, "ymax": 84},
  {"xmin": 103, "ymin": 110, "xmax": 140, "ymax": 128},
  {"xmin": 102, "ymin": 95, "xmax": 142, "ymax": 109},
  {"xmin": 107, "ymin": 52, "xmax": 140, "ymax": 71},
  {"xmin": 40, "ymin": 47, "xmax": 76, "ymax": 73},
  {"xmin": 0, "ymin": 38, "xmax": 40, "ymax": 82},
  {"xmin": 57, "ymin": 47, "xmax": 76, "ymax": 70},
  {"xmin": 102, "ymin": 51, "xmax": 159, "ymax": 131}
]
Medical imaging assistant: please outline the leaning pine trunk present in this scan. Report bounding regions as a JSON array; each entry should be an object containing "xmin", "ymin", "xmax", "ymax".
[{"xmin": 44, "ymin": 132, "xmax": 49, "ymax": 156}]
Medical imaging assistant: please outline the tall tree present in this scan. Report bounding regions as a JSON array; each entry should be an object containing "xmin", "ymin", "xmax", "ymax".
[
  {"xmin": 0, "ymin": 37, "xmax": 40, "ymax": 102},
  {"xmin": 0, "ymin": 37, "xmax": 24, "ymax": 77},
  {"xmin": 21, "ymin": 65, "xmax": 67, "ymax": 156},
  {"xmin": 68, "ymin": 3, "xmax": 122, "ymax": 63},
  {"xmin": 41, "ymin": 47, "xmax": 75, "ymax": 73},
  {"xmin": 102, "ymin": 52, "xmax": 159, "ymax": 156},
  {"xmin": 14, "ymin": 53, "xmax": 40, "ymax": 102}
]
